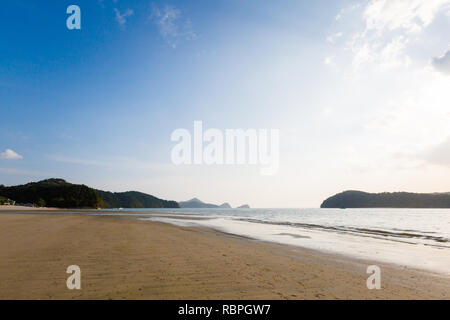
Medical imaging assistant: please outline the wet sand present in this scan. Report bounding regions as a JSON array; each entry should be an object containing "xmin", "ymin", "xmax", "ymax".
[{"xmin": 0, "ymin": 212, "xmax": 449, "ymax": 299}]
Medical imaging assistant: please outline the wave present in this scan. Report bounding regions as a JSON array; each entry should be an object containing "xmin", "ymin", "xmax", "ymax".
[{"xmin": 236, "ymin": 217, "xmax": 450, "ymax": 246}]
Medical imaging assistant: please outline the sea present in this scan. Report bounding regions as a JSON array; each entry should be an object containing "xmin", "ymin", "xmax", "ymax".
[{"xmin": 93, "ymin": 208, "xmax": 450, "ymax": 275}]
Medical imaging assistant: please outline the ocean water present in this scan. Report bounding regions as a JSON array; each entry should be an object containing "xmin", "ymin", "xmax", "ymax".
[{"xmin": 97, "ymin": 208, "xmax": 450, "ymax": 275}]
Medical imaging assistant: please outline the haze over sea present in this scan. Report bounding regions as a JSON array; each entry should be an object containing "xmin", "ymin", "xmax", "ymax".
[{"xmin": 94, "ymin": 208, "xmax": 450, "ymax": 275}]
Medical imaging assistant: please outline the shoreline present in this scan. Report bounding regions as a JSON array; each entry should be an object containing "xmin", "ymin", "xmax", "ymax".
[
  {"xmin": 0, "ymin": 205, "xmax": 60, "ymax": 211},
  {"xmin": 0, "ymin": 212, "xmax": 449, "ymax": 299},
  {"xmin": 2, "ymin": 207, "xmax": 450, "ymax": 278}
]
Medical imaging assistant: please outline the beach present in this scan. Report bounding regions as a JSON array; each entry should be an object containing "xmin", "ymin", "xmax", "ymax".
[{"xmin": 0, "ymin": 211, "xmax": 449, "ymax": 300}]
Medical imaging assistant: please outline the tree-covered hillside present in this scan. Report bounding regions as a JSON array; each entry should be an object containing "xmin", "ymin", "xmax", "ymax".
[
  {"xmin": 321, "ymin": 190, "xmax": 450, "ymax": 208},
  {"xmin": 97, "ymin": 190, "xmax": 179, "ymax": 208},
  {"xmin": 0, "ymin": 196, "xmax": 14, "ymax": 205},
  {"xmin": 0, "ymin": 179, "xmax": 180, "ymax": 209},
  {"xmin": 0, "ymin": 179, "xmax": 102, "ymax": 208}
]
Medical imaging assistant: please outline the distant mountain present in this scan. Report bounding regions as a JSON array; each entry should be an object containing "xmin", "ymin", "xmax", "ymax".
[
  {"xmin": 179, "ymin": 198, "xmax": 250, "ymax": 209},
  {"xmin": 0, "ymin": 179, "xmax": 179, "ymax": 209},
  {"xmin": 321, "ymin": 190, "xmax": 450, "ymax": 208},
  {"xmin": 179, "ymin": 198, "xmax": 220, "ymax": 208},
  {"xmin": 237, "ymin": 204, "xmax": 250, "ymax": 209}
]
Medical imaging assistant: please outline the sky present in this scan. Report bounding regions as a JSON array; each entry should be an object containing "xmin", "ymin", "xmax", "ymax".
[{"xmin": 1, "ymin": 0, "xmax": 450, "ymax": 208}]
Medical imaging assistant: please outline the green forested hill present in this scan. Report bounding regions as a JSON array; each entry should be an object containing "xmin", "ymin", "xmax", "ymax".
[
  {"xmin": 0, "ymin": 179, "xmax": 101, "ymax": 208},
  {"xmin": 97, "ymin": 190, "xmax": 179, "ymax": 208},
  {"xmin": 0, "ymin": 179, "xmax": 179, "ymax": 209},
  {"xmin": 321, "ymin": 190, "xmax": 450, "ymax": 208},
  {"xmin": 0, "ymin": 196, "xmax": 14, "ymax": 205}
]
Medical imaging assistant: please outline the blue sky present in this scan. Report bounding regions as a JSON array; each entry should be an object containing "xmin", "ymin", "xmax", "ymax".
[{"xmin": 1, "ymin": 1, "xmax": 450, "ymax": 207}]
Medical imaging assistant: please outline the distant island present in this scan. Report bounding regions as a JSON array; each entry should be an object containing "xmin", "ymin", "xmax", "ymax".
[
  {"xmin": 0, "ymin": 179, "xmax": 179, "ymax": 209},
  {"xmin": 321, "ymin": 190, "xmax": 450, "ymax": 208},
  {"xmin": 179, "ymin": 198, "xmax": 221, "ymax": 208},
  {"xmin": 179, "ymin": 198, "xmax": 249, "ymax": 209}
]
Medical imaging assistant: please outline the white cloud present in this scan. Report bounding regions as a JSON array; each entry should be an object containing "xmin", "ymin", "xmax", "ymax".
[
  {"xmin": 326, "ymin": 32, "xmax": 343, "ymax": 44},
  {"xmin": 424, "ymin": 136, "xmax": 450, "ymax": 167},
  {"xmin": 337, "ymin": 0, "xmax": 450, "ymax": 71},
  {"xmin": 378, "ymin": 36, "xmax": 412, "ymax": 69},
  {"xmin": 323, "ymin": 56, "xmax": 336, "ymax": 68},
  {"xmin": 364, "ymin": 0, "xmax": 450, "ymax": 33},
  {"xmin": 0, "ymin": 149, "xmax": 23, "ymax": 160},
  {"xmin": 351, "ymin": 40, "xmax": 375, "ymax": 68},
  {"xmin": 349, "ymin": 35, "xmax": 412, "ymax": 71},
  {"xmin": 114, "ymin": 8, "xmax": 134, "ymax": 26},
  {"xmin": 361, "ymin": 68, "xmax": 450, "ymax": 161},
  {"xmin": 150, "ymin": 3, "xmax": 196, "ymax": 48},
  {"xmin": 432, "ymin": 48, "xmax": 450, "ymax": 74},
  {"xmin": 335, "ymin": 3, "xmax": 361, "ymax": 21}
]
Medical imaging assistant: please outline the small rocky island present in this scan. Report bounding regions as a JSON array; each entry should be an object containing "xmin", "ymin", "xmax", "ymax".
[{"xmin": 179, "ymin": 198, "xmax": 250, "ymax": 209}]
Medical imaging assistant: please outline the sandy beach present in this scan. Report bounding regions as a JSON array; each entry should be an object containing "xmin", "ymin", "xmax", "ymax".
[
  {"xmin": 0, "ymin": 205, "xmax": 60, "ymax": 211},
  {"xmin": 0, "ymin": 211, "xmax": 449, "ymax": 300}
]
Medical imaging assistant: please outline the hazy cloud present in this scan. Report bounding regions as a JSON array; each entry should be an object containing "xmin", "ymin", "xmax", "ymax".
[
  {"xmin": 114, "ymin": 8, "xmax": 134, "ymax": 26},
  {"xmin": 432, "ymin": 48, "xmax": 450, "ymax": 74},
  {"xmin": 335, "ymin": 3, "xmax": 361, "ymax": 21},
  {"xmin": 47, "ymin": 154, "xmax": 174, "ymax": 172},
  {"xmin": 424, "ymin": 136, "xmax": 450, "ymax": 167},
  {"xmin": 47, "ymin": 155, "xmax": 108, "ymax": 167},
  {"xmin": 326, "ymin": 32, "xmax": 343, "ymax": 44},
  {"xmin": 0, "ymin": 167, "xmax": 44, "ymax": 176},
  {"xmin": 150, "ymin": 3, "xmax": 196, "ymax": 48},
  {"xmin": 336, "ymin": 0, "xmax": 450, "ymax": 71},
  {"xmin": 364, "ymin": 0, "xmax": 450, "ymax": 33},
  {"xmin": 0, "ymin": 149, "xmax": 23, "ymax": 160},
  {"xmin": 323, "ymin": 56, "xmax": 336, "ymax": 68}
]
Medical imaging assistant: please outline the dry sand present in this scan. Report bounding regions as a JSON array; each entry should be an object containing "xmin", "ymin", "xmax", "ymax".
[{"xmin": 0, "ymin": 212, "xmax": 449, "ymax": 300}]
